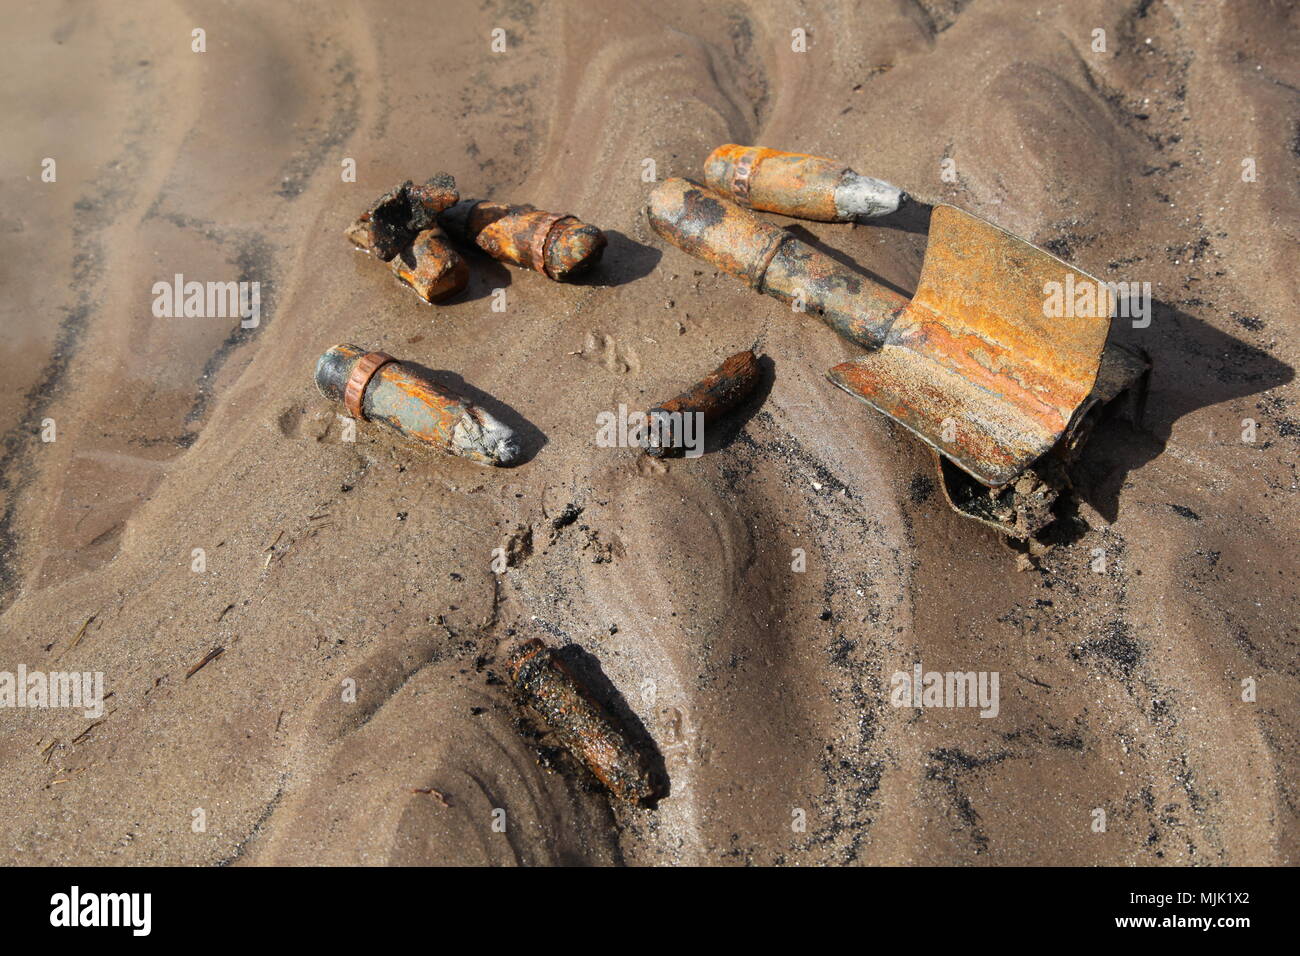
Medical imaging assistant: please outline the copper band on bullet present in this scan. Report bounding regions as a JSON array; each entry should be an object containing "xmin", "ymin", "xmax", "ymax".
[
  {"xmin": 526, "ymin": 211, "xmax": 570, "ymax": 277},
  {"xmin": 729, "ymin": 148, "xmax": 759, "ymax": 207},
  {"xmin": 749, "ymin": 228, "xmax": 788, "ymax": 291},
  {"xmin": 344, "ymin": 351, "xmax": 395, "ymax": 421}
]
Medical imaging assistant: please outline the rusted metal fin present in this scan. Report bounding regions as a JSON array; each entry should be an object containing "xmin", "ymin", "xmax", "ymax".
[
  {"xmin": 828, "ymin": 204, "xmax": 1114, "ymax": 487},
  {"xmin": 829, "ymin": 345, "xmax": 1059, "ymax": 486}
]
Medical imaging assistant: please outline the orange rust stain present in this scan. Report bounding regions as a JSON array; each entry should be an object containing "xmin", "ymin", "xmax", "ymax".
[
  {"xmin": 706, "ymin": 145, "xmax": 846, "ymax": 220},
  {"xmin": 915, "ymin": 205, "xmax": 1110, "ymax": 419},
  {"xmin": 902, "ymin": 316, "xmax": 1067, "ymax": 431}
]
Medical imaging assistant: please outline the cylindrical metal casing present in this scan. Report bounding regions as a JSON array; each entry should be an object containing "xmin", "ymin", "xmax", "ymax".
[
  {"xmin": 644, "ymin": 350, "xmax": 762, "ymax": 458},
  {"xmin": 314, "ymin": 343, "xmax": 519, "ymax": 466},
  {"xmin": 508, "ymin": 638, "xmax": 661, "ymax": 804},
  {"xmin": 441, "ymin": 200, "xmax": 605, "ymax": 281},
  {"xmin": 646, "ymin": 178, "xmax": 907, "ymax": 350},
  {"xmin": 704, "ymin": 144, "xmax": 904, "ymax": 221}
]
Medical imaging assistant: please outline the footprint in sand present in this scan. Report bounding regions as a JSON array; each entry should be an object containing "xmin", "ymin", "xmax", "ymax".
[
  {"xmin": 573, "ymin": 330, "xmax": 640, "ymax": 374},
  {"xmin": 275, "ymin": 402, "xmax": 337, "ymax": 441},
  {"xmin": 635, "ymin": 454, "xmax": 667, "ymax": 476},
  {"xmin": 33, "ymin": 450, "xmax": 164, "ymax": 589}
]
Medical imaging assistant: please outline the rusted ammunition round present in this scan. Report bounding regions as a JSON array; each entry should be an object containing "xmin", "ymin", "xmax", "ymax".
[
  {"xmin": 314, "ymin": 343, "xmax": 519, "ymax": 466},
  {"xmin": 508, "ymin": 638, "xmax": 661, "ymax": 804},
  {"xmin": 390, "ymin": 226, "xmax": 468, "ymax": 303},
  {"xmin": 441, "ymin": 199, "xmax": 605, "ymax": 281},
  {"xmin": 644, "ymin": 349, "xmax": 762, "ymax": 458},
  {"xmin": 704, "ymin": 144, "xmax": 904, "ymax": 222},
  {"xmin": 345, "ymin": 174, "xmax": 460, "ymax": 261},
  {"xmin": 646, "ymin": 178, "xmax": 908, "ymax": 350}
]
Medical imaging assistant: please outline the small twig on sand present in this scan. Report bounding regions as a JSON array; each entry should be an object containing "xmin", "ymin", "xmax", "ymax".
[
  {"xmin": 1016, "ymin": 672, "xmax": 1053, "ymax": 691},
  {"xmin": 71, "ymin": 721, "xmax": 104, "ymax": 745},
  {"xmin": 411, "ymin": 787, "xmax": 451, "ymax": 807},
  {"xmin": 185, "ymin": 646, "xmax": 225, "ymax": 679},
  {"xmin": 57, "ymin": 615, "xmax": 96, "ymax": 661}
]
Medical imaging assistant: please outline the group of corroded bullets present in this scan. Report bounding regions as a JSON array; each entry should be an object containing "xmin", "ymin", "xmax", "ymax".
[
  {"xmin": 323, "ymin": 168, "xmax": 779, "ymax": 472},
  {"xmin": 313, "ymin": 145, "xmax": 1146, "ymax": 807},
  {"xmin": 647, "ymin": 146, "xmax": 910, "ymax": 351},
  {"xmin": 345, "ymin": 173, "xmax": 606, "ymax": 303},
  {"xmin": 321, "ymin": 176, "xmax": 673, "ymax": 807},
  {"xmin": 324, "ymin": 173, "xmax": 608, "ymax": 467},
  {"xmin": 315, "ymin": 162, "xmax": 806, "ymax": 807}
]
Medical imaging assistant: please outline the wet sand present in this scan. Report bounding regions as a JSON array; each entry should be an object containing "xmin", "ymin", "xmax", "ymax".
[{"xmin": 0, "ymin": 0, "xmax": 1296, "ymax": 865}]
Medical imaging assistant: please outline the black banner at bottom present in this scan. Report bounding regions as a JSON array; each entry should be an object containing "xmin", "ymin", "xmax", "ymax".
[{"xmin": 1, "ymin": 864, "xmax": 1276, "ymax": 941}]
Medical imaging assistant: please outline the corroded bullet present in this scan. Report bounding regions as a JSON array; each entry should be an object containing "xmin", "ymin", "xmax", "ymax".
[
  {"xmin": 508, "ymin": 638, "xmax": 661, "ymax": 805},
  {"xmin": 647, "ymin": 178, "xmax": 909, "ymax": 350},
  {"xmin": 389, "ymin": 226, "xmax": 469, "ymax": 303},
  {"xmin": 704, "ymin": 144, "xmax": 905, "ymax": 221},
  {"xmin": 345, "ymin": 174, "xmax": 460, "ymax": 261},
  {"xmin": 441, "ymin": 199, "xmax": 605, "ymax": 280},
  {"xmin": 314, "ymin": 343, "xmax": 519, "ymax": 466},
  {"xmin": 643, "ymin": 349, "xmax": 762, "ymax": 458}
]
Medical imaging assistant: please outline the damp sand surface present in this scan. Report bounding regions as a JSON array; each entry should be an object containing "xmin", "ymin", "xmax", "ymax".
[{"xmin": 0, "ymin": 0, "xmax": 1297, "ymax": 864}]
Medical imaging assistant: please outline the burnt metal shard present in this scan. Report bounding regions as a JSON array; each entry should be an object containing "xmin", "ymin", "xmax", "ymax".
[
  {"xmin": 390, "ymin": 226, "xmax": 469, "ymax": 303},
  {"xmin": 441, "ymin": 199, "xmax": 606, "ymax": 281},
  {"xmin": 508, "ymin": 638, "xmax": 661, "ymax": 805},
  {"xmin": 704, "ymin": 144, "xmax": 905, "ymax": 221},
  {"xmin": 314, "ymin": 344, "xmax": 519, "ymax": 466},
  {"xmin": 643, "ymin": 349, "xmax": 762, "ymax": 458},
  {"xmin": 648, "ymin": 177, "xmax": 1137, "ymax": 492},
  {"xmin": 345, "ymin": 175, "xmax": 460, "ymax": 261},
  {"xmin": 406, "ymin": 176, "xmax": 461, "ymax": 216}
]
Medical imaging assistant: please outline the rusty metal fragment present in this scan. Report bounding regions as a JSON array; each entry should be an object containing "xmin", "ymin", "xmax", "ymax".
[
  {"xmin": 704, "ymin": 144, "xmax": 905, "ymax": 221},
  {"xmin": 314, "ymin": 343, "xmax": 519, "ymax": 466},
  {"xmin": 345, "ymin": 174, "xmax": 460, "ymax": 261},
  {"xmin": 935, "ymin": 455, "xmax": 1062, "ymax": 539},
  {"xmin": 407, "ymin": 176, "xmax": 461, "ymax": 217},
  {"xmin": 932, "ymin": 341, "xmax": 1150, "ymax": 538},
  {"xmin": 643, "ymin": 349, "xmax": 762, "ymax": 458},
  {"xmin": 507, "ymin": 638, "xmax": 661, "ymax": 805},
  {"xmin": 390, "ymin": 226, "xmax": 469, "ymax": 303},
  {"xmin": 646, "ymin": 178, "xmax": 908, "ymax": 351},
  {"xmin": 441, "ymin": 199, "xmax": 606, "ymax": 280},
  {"xmin": 825, "ymin": 203, "xmax": 1115, "ymax": 487}
]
